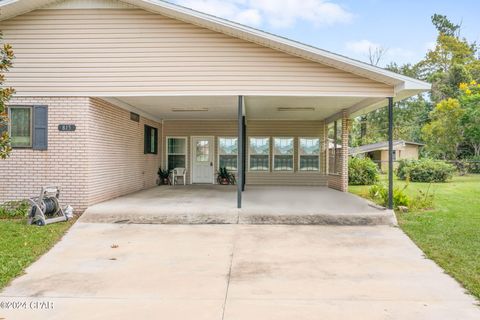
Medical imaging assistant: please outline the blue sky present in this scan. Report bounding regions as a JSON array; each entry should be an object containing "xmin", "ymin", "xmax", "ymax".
[{"xmin": 170, "ymin": 0, "xmax": 480, "ymax": 67}]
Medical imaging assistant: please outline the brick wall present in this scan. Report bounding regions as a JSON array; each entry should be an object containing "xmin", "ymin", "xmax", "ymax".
[
  {"xmin": 0, "ymin": 97, "xmax": 90, "ymax": 210},
  {"xmin": 0, "ymin": 97, "xmax": 162, "ymax": 213},
  {"xmin": 328, "ymin": 110, "xmax": 349, "ymax": 192},
  {"xmin": 87, "ymin": 98, "xmax": 161, "ymax": 205}
]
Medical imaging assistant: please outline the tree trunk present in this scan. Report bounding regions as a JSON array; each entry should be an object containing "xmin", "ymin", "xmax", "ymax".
[{"xmin": 474, "ymin": 144, "xmax": 480, "ymax": 157}]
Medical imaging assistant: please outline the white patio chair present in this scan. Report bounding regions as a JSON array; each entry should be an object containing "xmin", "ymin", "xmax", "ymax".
[{"xmin": 171, "ymin": 168, "xmax": 186, "ymax": 186}]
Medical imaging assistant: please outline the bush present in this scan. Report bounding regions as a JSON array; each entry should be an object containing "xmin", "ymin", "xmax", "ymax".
[
  {"xmin": 348, "ymin": 157, "xmax": 379, "ymax": 185},
  {"xmin": 396, "ymin": 159, "xmax": 409, "ymax": 180},
  {"xmin": 411, "ymin": 186, "xmax": 435, "ymax": 211},
  {"xmin": 396, "ymin": 159, "xmax": 455, "ymax": 182},
  {"xmin": 368, "ymin": 183, "xmax": 410, "ymax": 208},
  {"xmin": 0, "ymin": 200, "xmax": 29, "ymax": 219},
  {"xmin": 466, "ymin": 156, "xmax": 480, "ymax": 174}
]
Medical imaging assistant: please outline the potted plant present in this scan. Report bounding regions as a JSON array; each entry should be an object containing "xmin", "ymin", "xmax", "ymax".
[
  {"xmin": 216, "ymin": 167, "xmax": 236, "ymax": 185},
  {"xmin": 158, "ymin": 167, "xmax": 170, "ymax": 185}
]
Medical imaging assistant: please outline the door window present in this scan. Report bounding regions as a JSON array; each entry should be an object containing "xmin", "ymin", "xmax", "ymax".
[{"xmin": 195, "ymin": 140, "xmax": 210, "ymax": 162}]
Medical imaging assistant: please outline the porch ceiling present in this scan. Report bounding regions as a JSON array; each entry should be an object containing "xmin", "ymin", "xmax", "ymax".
[{"xmin": 110, "ymin": 95, "xmax": 377, "ymax": 121}]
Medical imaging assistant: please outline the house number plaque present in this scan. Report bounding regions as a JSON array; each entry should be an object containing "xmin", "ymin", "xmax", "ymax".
[{"xmin": 58, "ymin": 124, "xmax": 76, "ymax": 132}]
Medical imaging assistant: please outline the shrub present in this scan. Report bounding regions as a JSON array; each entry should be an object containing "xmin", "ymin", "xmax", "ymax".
[
  {"xmin": 0, "ymin": 200, "xmax": 29, "ymax": 219},
  {"xmin": 410, "ymin": 185, "xmax": 435, "ymax": 211},
  {"xmin": 396, "ymin": 159, "xmax": 410, "ymax": 180},
  {"xmin": 348, "ymin": 157, "xmax": 379, "ymax": 185},
  {"xmin": 466, "ymin": 156, "xmax": 480, "ymax": 174},
  {"xmin": 396, "ymin": 159, "xmax": 455, "ymax": 182},
  {"xmin": 368, "ymin": 183, "xmax": 410, "ymax": 208}
]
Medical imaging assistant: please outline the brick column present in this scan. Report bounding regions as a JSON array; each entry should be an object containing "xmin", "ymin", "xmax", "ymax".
[{"xmin": 339, "ymin": 110, "xmax": 350, "ymax": 192}]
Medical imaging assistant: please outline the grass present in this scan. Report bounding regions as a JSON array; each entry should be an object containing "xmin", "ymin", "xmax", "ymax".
[
  {"xmin": 350, "ymin": 174, "xmax": 480, "ymax": 300},
  {"xmin": 0, "ymin": 218, "xmax": 74, "ymax": 289}
]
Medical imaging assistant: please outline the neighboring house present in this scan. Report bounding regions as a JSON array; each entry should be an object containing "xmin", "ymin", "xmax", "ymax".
[
  {"xmin": 0, "ymin": 0, "xmax": 430, "ymax": 212},
  {"xmin": 350, "ymin": 141, "xmax": 425, "ymax": 171}
]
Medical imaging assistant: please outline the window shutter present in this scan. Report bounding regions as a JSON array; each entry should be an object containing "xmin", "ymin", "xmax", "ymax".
[
  {"xmin": 33, "ymin": 105, "xmax": 48, "ymax": 150},
  {"xmin": 144, "ymin": 125, "xmax": 150, "ymax": 154},
  {"xmin": 153, "ymin": 127, "xmax": 158, "ymax": 154}
]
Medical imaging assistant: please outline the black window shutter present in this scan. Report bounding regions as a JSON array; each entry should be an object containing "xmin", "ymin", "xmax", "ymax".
[
  {"xmin": 33, "ymin": 105, "xmax": 48, "ymax": 150},
  {"xmin": 144, "ymin": 125, "xmax": 150, "ymax": 154},
  {"xmin": 154, "ymin": 127, "xmax": 158, "ymax": 154}
]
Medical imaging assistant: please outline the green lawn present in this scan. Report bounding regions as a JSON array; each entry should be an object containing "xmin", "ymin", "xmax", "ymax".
[
  {"xmin": 350, "ymin": 174, "xmax": 480, "ymax": 300},
  {"xmin": 0, "ymin": 218, "xmax": 74, "ymax": 289}
]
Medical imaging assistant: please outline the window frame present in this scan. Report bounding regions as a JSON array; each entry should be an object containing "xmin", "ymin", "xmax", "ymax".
[
  {"xmin": 144, "ymin": 124, "xmax": 158, "ymax": 155},
  {"xmin": 272, "ymin": 137, "xmax": 294, "ymax": 172},
  {"xmin": 8, "ymin": 106, "xmax": 33, "ymax": 149},
  {"xmin": 298, "ymin": 137, "xmax": 321, "ymax": 172},
  {"xmin": 217, "ymin": 136, "xmax": 238, "ymax": 172},
  {"xmin": 166, "ymin": 136, "xmax": 188, "ymax": 171},
  {"xmin": 248, "ymin": 136, "xmax": 270, "ymax": 172}
]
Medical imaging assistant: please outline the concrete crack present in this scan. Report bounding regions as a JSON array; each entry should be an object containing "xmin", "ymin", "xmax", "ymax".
[{"xmin": 221, "ymin": 228, "xmax": 237, "ymax": 320}]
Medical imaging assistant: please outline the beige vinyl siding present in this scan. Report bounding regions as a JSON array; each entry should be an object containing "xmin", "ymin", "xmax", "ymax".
[
  {"xmin": 87, "ymin": 98, "xmax": 162, "ymax": 204},
  {"xmin": 246, "ymin": 121, "xmax": 327, "ymax": 186},
  {"xmin": 163, "ymin": 120, "xmax": 328, "ymax": 186},
  {"xmin": 1, "ymin": 8, "xmax": 394, "ymax": 97},
  {"xmin": 162, "ymin": 120, "xmax": 237, "ymax": 185}
]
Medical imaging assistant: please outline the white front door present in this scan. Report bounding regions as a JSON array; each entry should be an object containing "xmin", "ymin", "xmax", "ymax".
[{"xmin": 192, "ymin": 137, "xmax": 214, "ymax": 184}]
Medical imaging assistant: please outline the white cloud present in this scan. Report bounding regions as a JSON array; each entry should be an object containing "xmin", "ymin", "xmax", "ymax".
[
  {"xmin": 387, "ymin": 47, "xmax": 415, "ymax": 60},
  {"xmin": 345, "ymin": 40, "xmax": 416, "ymax": 65},
  {"xmin": 235, "ymin": 8, "xmax": 262, "ymax": 26},
  {"xmin": 175, "ymin": 0, "xmax": 353, "ymax": 28},
  {"xmin": 345, "ymin": 39, "xmax": 381, "ymax": 55}
]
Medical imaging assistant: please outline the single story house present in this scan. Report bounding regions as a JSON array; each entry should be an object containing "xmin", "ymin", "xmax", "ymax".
[
  {"xmin": 350, "ymin": 141, "xmax": 424, "ymax": 171},
  {"xmin": 0, "ymin": 0, "xmax": 430, "ymax": 212}
]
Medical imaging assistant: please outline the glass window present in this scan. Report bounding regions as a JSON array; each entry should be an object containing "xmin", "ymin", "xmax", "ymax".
[
  {"xmin": 9, "ymin": 107, "xmax": 32, "ymax": 148},
  {"xmin": 144, "ymin": 125, "xmax": 158, "ymax": 154},
  {"xmin": 273, "ymin": 138, "xmax": 294, "ymax": 171},
  {"xmin": 167, "ymin": 137, "xmax": 186, "ymax": 170},
  {"xmin": 218, "ymin": 137, "xmax": 238, "ymax": 171},
  {"xmin": 249, "ymin": 137, "xmax": 269, "ymax": 171},
  {"xmin": 195, "ymin": 140, "xmax": 209, "ymax": 162},
  {"xmin": 299, "ymin": 138, "xmax": 320, "ymax": 171}
]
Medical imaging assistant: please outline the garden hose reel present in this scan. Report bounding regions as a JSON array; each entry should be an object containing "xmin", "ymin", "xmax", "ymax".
[{"xmin": 28, "ymin": 186, "xmax": 69, "ymax": 226}]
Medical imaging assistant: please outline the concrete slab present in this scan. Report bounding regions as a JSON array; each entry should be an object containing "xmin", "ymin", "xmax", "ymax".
[
  {"xmin": 81, "ymin": 186, "xmax": 395, "ymax": 226},
  {"xmin": 1, "ymin": 223, "xmax": 478, "ymax": 319}
]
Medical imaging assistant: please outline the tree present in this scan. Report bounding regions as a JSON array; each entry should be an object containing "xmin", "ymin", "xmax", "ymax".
[
  {"xmin": 351, "ymin": 63, "xmax": 431, "ymax": 147},
  {"xmin": 368, "ymin": 46, "xmax": 388, "ymax": 66},
  {"xmin": 422, "ymin": 98, "xmax": 465, "ymax": 159},
  {"xmin": 418, "ymin": 15, "xmax": 478, "ymax": 103},
  {"xmin": 459, "ymin": 81, "xmax": 480, "ymax": 156},
  {"xmin": 431, "ymin": 14, "xmax": 460, "ymax": 37},
  {"xmin": 0, "ymin": 34, "xmax": 15, "ymax": 159}
]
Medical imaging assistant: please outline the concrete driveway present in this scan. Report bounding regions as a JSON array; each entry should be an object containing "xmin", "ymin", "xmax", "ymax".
[{"xmin": 1, "ymin": 222, "xmax": 479, "ymax": 319}]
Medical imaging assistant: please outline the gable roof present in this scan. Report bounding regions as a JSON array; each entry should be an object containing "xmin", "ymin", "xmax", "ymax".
[
  {"xmin": 0, "ymin": 0, "xmax": 430, "ymax": 103},
  {"xmin": 349, "ymin": 140, "xmax": 425, "ymax": 155}
]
